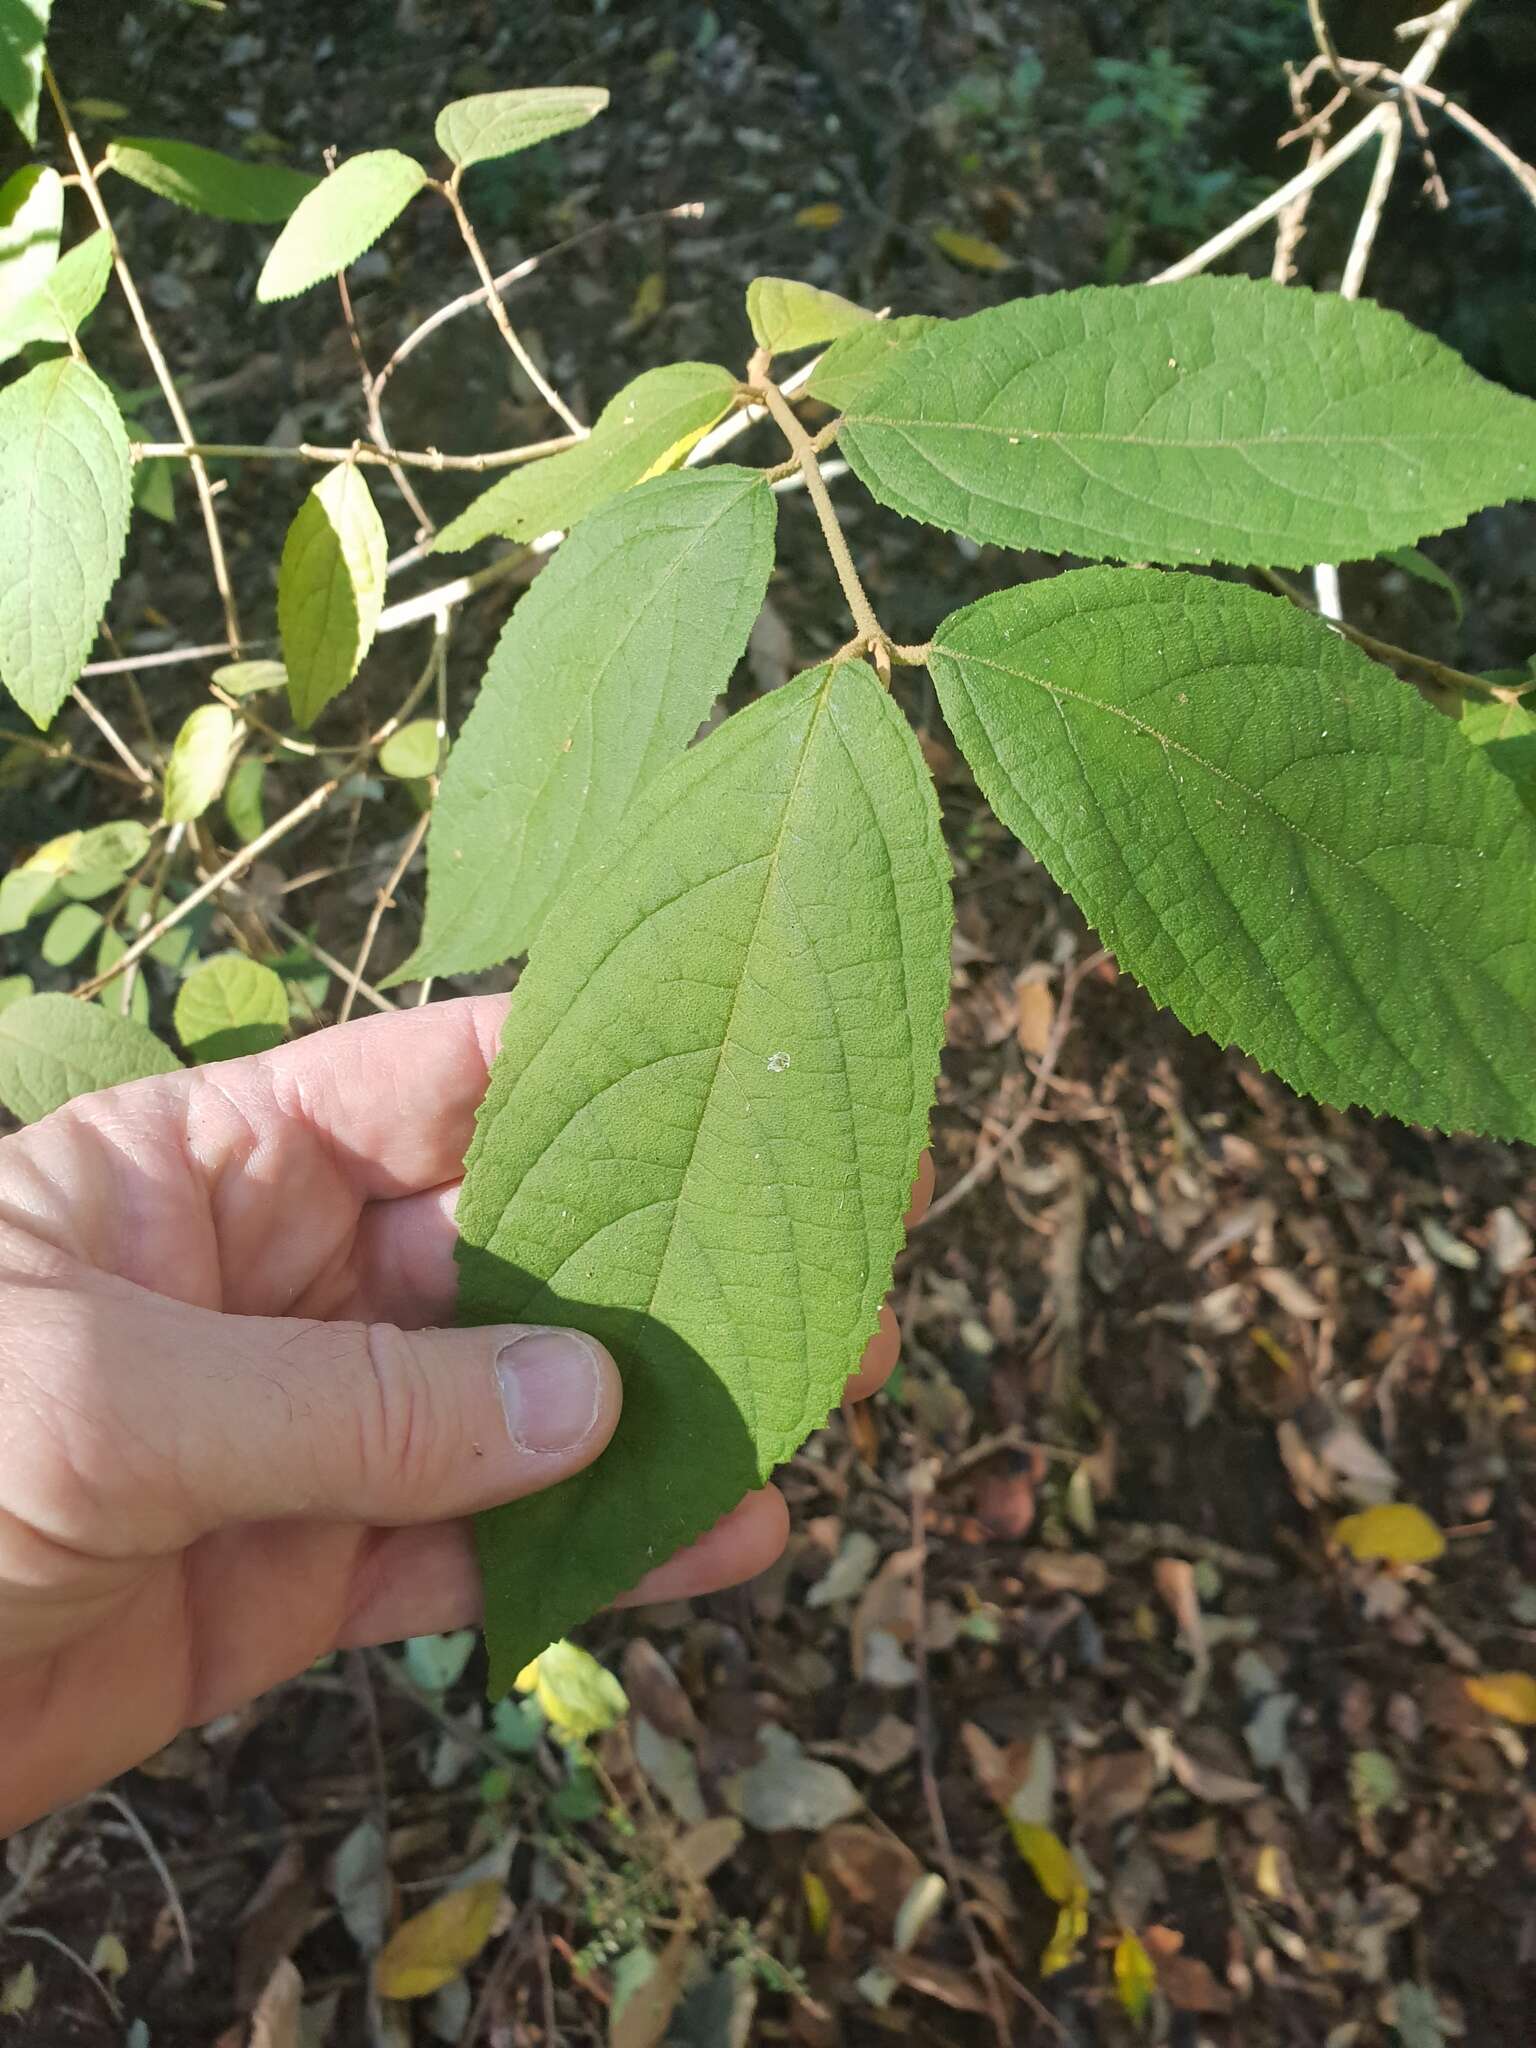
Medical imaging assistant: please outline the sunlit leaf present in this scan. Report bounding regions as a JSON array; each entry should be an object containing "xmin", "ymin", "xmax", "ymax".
[
  {"xmin": 1114, "ymin": 1930, "xmax": 1156, "ymax": 2022},
  {"xmin": 0, "ymin": 163, "xmax": 62, "ymax": 314},
  {"xmin": 514, "ymin": 1640, "xmax": 627, "ymax": 1741},
  {"xmin": 0, "ymin": 227, "xmax": 113, "ymax": 364},
  {"xmin": 1334, "ymin": 1502, "xmax": 1446, "ymax": 1565},
  {"xmin": 163, "ymin": 702, "xmax": 236, "ymax": 824},
  {"xmin": 1463, "ymin": 1671, "xmax": 1536, "ymax": 1725},
  {"xmin": 256, "ymin": 149, "xmax": 427, "ymax": 302},
  {"xmin": 746, "ymin": 274, "xmax": 872, "ymax": 355},
  {"xmin": 173, "ymin": 952, "xmax": 289, "ymax": 1062},
  {"xmin": 435, "ymin": 86, "xmax": 608, "ymax": 170},
  {"xmin": 0, "ymin": 992, "xmax": 179, "ymax": 1123},
  {"xmin": 277, "ymin": 462, "xmax": 388, "ymax": 727},
  {"xmin": 0, "ymin": 0, "xmax": 51, "ymax": 146}
]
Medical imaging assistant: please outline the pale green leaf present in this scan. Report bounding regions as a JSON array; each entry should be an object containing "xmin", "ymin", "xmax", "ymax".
[
  {"xmin": 0, "ymin": 867, "xmax": 57, "ymax": 933},
  {"xmin": 378, "ymin": 716, "xmax": 440, "ymax": 780},
  {"xmin": 174, "ymin": 952, "xmax": 289, "ymax": 1063},
  {"xmin": 256, "ymin": 149, "xmax": 427, "ymax": 302},
  {"xmin": 134, "ymin": 455, "xmax": 175, "ymax": 524},
  {"xmin": 404, "ymin": 1629, "xmax": 477, "ymax": 1693},
  {"xmin": 40, "ymin": 899, "xmax": 101, "ymax": 966},
  {"xmin": 278, "ymin": 462, "xmax": 388, "ymax": 727},
  {"xmin": 514, "ymin": 1640, "xmax": 627, "ymax": 1740},
  {"xmin": 57, "ymin": 818, "xmax": 151, "ymax": 899},
  {"xmin": 0, "ymin": 163, "xmax": 62, "ymax": 314},
  {"xmin": 431, "ymin": 362, "xmax": 735, "ymax": 553},
  {"xmin": 435, "ymin": 86, "xmax": 608, "ymax": 170},
  {"xmin": 0, "ymin": 991, "xmax": 178, "ymax": 1122},
  {"xmin": 0, "ymin": 359, "xmax": 132, "ymax": 728},
  {"xmin": 224, "ymin": 752, "xmax": 267, "ymax": 844},
  {"xmin": 0, "ymin": 226, "xmax": 114, "ymax": 365},
  {"xmin": 745, "ymin": 274, "xmax": 872, "ymax": 355},
  {"xmin": 0, "ymin": 973, "xmax": 33, "ymax": 1012},
  {"xmin": 400, "ymin": 467, "xmax": 775, "ymax": 981},
  {"xmin": 106, "ymin": 135, "xmax": 316, "ymax": 223},
  {"xmin": 805, "ymin": 313, "xmax": 941, "ymax": 412},
  {"xmin": 0, "ymin": 0, "xmax": 50, "ymax": 145},
  {"xmin": 837, "ymin": 279, "xmax": 1536, "ymax": 568},
  {"xmin": 930, "ymin": 569, "xmax": 1536, "ymax": 1142},
  {"xmin": 456, "ymin": 660, "xmax": 952, "ymax": 1690},
  {"xmin": 163, "ymin": 702, "xmax": 236, "ymax": 823},
  {"xmin": 1459, "ymin": 694, "xmax": 1536, "ymax": 815},
  {"xmin": 212, "ymin": 656, "xmax": 287, "ymax": 696}
]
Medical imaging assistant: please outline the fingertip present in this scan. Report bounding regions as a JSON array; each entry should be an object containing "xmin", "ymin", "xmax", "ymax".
[
  {"xmin": 614, "ymin": 1485, "xmax": 789, "ymax": 1607},
  {"xmin": 845, "ymin": 1300, "xmax": 901, "ymax": 1402},
  {"xmin": 905, "ymin": 1150, "xmax": 935, "ymax": 1228}
]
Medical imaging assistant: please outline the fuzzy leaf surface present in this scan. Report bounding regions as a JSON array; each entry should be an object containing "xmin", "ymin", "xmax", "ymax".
[
  {"xmin": 456, "ymin": 661, "xmax": 952, "ymax": 1690},
  {"xmin": 0, "ymin": 0, "xmax": 49, "ymax": 144},
  {"xmin": 431, "ymin": 362, "xmax": 735, "ymax": 553},
  {"xmin": 930, "ymin": 568, "xmax": 1536, "ymax": 1142},
  {"xmin": 0, "ymin": 359, "xmax": 132, "ymax": 728},
  {"xmin": 839, "ymin": 280, "xmax": 1536, "ymax": 567},
  {"xmin": 400, "ymin": 467, "xmax": 776, "ymax": 981},
  {"xmin": 805, "ymin": 314, "xmax": 941, "ymax": 412},
  {"xmin": 0, "ymin": 164, "xmax": 61, "ymax": 314},
  {"xmin": 745, "ymin": 275, "xmax": 872, "ymax": 355},
  {"xmin": 0, "ymin": 227, "xmax": 113, "ymax": 366},
  {"xmin": 278, "ymin": 463, "xmax": 388, "ymax": 727},
  {"xmin": 435, "ymin": 86, "xmax": 608, "ymax": 169},
  {"xmin": 256, "ymin": 149, "xmax": 426, "ymax": 302},
  {"xmin": 0, "ymin": 992, "xmax": 178, "ymax": 1123},
  {"xmin": 174, "ymin": 953, "xmax": 289, "ymax": 1062},
  {"xmin": 1459, "ymin": 694, "xmax": 1536, "ymax": 815},
  {"xmin": 106, "ymin": 136, "xmax": 317, "ymax": 223}
]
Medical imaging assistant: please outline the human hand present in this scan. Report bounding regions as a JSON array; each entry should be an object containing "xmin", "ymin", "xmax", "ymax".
[{"xmin": 0, "ymin": 995, "xmax": 929, "ymax": 1833}]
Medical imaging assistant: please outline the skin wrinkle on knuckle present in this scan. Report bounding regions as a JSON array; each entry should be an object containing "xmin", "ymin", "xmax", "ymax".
[{"xmin": 357, "ymin": 1319, "xmax": 446, "ymax": 1506}]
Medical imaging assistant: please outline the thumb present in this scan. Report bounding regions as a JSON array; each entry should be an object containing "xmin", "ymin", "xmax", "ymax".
[{"xmin": 84, "ymin": 1291, "xmax": 622, "ymax": 1545}]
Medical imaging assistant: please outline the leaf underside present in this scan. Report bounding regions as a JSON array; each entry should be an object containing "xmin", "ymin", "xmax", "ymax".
[
  {"xmin": 431, "ymin": 362, "xmax": 736, "ymax": 553},
  {"xmin": 256, "ymin": 149, "xmax": 426, "ymax": 302},
  {"xmin": 0, "ymin": 359, "xmax": 132, "ymax": 729},
  {"xmin": 838, "ymin": 279, "xmax": 1536, "ymax": 568},
  {"xmin": 0, "ymin": 992, "xmax": 179, "ymax": 1124},
  {"xmin": 456, "ymin": 660, "xmax": 953, "ymax": 1692},
  {"xmin": 398, "ymin": 466, "xmax": 777, "ymax": 982},
  {"xmin": 931, "ymin": 568, "xmax": 1536, "ymax": 1143}
]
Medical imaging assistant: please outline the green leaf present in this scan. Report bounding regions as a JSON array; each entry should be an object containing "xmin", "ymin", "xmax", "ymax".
[
  {"xmin": 930, "ymin": 568, "xmax": 1536, "ymax": 1143},
  {"xmin": 456, "ymin": 659, "xmax": 952, "ymax": 1691},
  {"xmin": 0, "ymin": 0, "xmax": 50, "ymax": 146},
  {"xmin": 378, "ymin": 716, "xmax": 440, "ymax": 780},
  {"xmin": 1383, "ymin": 546, "xmax": 1462, "ymax": 623},
  {"xmin": 432, "ymin": 362, "xmax": 736, "ymax": 553},
  {"xmin": 0, "ymin": 360, "xmax": 133, "ymax": 728},
  {"xmin": 837, "ymin": 279, "xmax": 1536, "ymax": 568},
  {"xmin": 58, "ymin": 818, "xmax": 151, "ymax": 899},
  {"xmin": 163, "ymin": 702, "xmax": 236, "ymax": 823},
  {"xmin": 256, "ymin": 149, "xmax": 427, "ymax": 302},
  {"xmin": 435, "ymin": 86, "xmax": 608, "ymax": 170},
  {"xmin": 0, "ymin": 991, "xmax": 178, "ymax": 1123},
  {"xmin": 174, "ymin": 952, "xmax": 289, "ymax": 1062},
  {"xmin": 39, "ymin": 899, "xmax": 101, "ymax": 966},
  {"xmin": 212, "ymin": 656, "xmax": 286, "ymax": 697},
  {"xmin": 1458, "ymin": 694, "xmax": 1536, "ymax": 815},
  {"xmin": 278, "ymin": 463, "xmax": 388, "ymax": 727},
  {"xmin": 224, "ymin": 752, "xmax": 267, "ymax": 844},
  {"xmin": 400, "ymin": 467, "xmax": 775, "ymax": 982},
  {"xmin": 745, "ymin": 275, "xmax": 872, "ymax": 355},
  {"xmin": 0, "ymin": 866, "xmax": 58, "ymax": 933},
  {"xmin": 93, "ymin": 925, "xmax": 150, "ymax": 1026},
  {"xmin": 0, "ymin": 163, "xmax": 62, "ymax": 314},
  {"xmin": 134, "ymin": 455, "xmax": 175, "ymax": 524},
  {"xmin": 804, "ymin": 313, "xmax": 941, "ymax": 412},
  {"xmin": 0, "ymin": 226, "xmax": 114, "ymax": 365},
  {"xmin": 105, "ymin": 136, "xmax": 317, "ymax": 224},
  {"xmin": 0, "ymin": 972, "xmax": 32, "ymax": 1013}
]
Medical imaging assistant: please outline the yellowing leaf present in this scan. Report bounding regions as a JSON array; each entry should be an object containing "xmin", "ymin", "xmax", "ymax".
[
  {"xmin": 1114, "ymin": 1930, "xmax": 1156, "ymax": 2022},
  {"xmin": 802, "ymin": 1869, "xmax": 831, "ymax": 1938},
  {"xmin": 1334, "ymin": 1502, "xmax": 1446, "ymax": 1566},
  {"xmin": 629, "ymin": 269, "xmax": 665, "ymax": 326},
  {"xmin": 90, "ymin": 1932, "xmax": 129, "ymax": 1980},
  {"xmin": 1464, "ymin": 1671, "xmax": 1536, "ymax": 1725},
  {"xmin": 795, "ymin": 202, "xmax": 843, "ymax": 229},
  {"xmin": 514, "ymin": 1639, "xmax": 627, "ymax": 1741},
  {"xmin": 373, "ymin": 1881, "xmax": 504, "ymax": 2000},
  {"xmin": 931, "ymin": 228, "xmax": 1010, "ymax": 272},
  {"xmin": 1010, "ymin": 1821, "xmax": 1090, "ymax": 1977}
]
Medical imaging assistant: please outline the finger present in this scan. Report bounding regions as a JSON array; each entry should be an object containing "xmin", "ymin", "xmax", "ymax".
[
  {"xmin": 338, "ymin": 1487, "xmax": 792, "ymax": 1648},
  {"xmin": 41, "ymin": 1283, "xmax": 622, "ymax": 1549},
  {"xmin": 845, "ymin": 1301, "xmax": 901, "ymax": 1403},
  {"xmin": 185, "ymin": 994, "xmax": 511, "ymax": 1203},
  {"xmin": 337, "ymin": 1180, "xmax": 463, "ymax": 1327}
]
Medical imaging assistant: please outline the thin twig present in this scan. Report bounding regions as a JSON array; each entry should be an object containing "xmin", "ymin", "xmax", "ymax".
[
  {"xmin": 1307, "ymin": 0, "xmax": 1389, "ymax": 104},
  {"xmin": 68, "ymin": 685, "xmax": 153, "ymax": 786},
  {"xmin": 438, "ymin": 174, "xmax": 586, "ymax": 437},
  {"xmin": 81, "ymin": 639, "xmax": 244, "ymax": 679},
  {"xmin": 372, "ymin": 200, "xmax": 705, "ymax": 405},
  {"xmin": 338, "ymin": 808, "xmax": 432, "ymax": 1025},
  {"xmin": 45, "ymin": 66, "xmax": 242, "ymax": 654},
  {"xmin": 265, "ymin": 910, "xmax": 398, "ymax": 1014},
  {"xmin": 336, "ymin": 269, "xmax": 435, "ymax": 533},
  {"xmin": 1257, "ymin": 568, "xmax": 1510, "ymax": 698},
  {"xmin": 759, "ymin": 377, "xmax": 884, "ymax": 655},
  {"xmin": 918, "ymin": 949, "xmax": 1108, "ymax": 1230},
  {"xmin": 0, "ymin": 724, "xmax": 145, "ymax": 789},
  {"xmin": 1338, "ymin": 62, "xmax": 1536, "ymax": 208},
  {"xmin": 95, "ymin": 1789, "xmax": 194, "ymax": 1970},
  {"xmin": 131, "ymin": 435, "xmax": 576, "ymax": 473}
]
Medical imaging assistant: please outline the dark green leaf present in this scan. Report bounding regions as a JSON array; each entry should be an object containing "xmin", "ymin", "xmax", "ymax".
[
  {"xmin": 105, "ymin": 136, "xmax": 317, "ymax": 223},
  {"xmin": 930, "ymin": 568, "xmax": 1536, "ymax": 1142},
  {"xmin": 400, "ymin": 467, "xmax": 776, "ymax": 981},
  {"xmin": 805, "ymin": 313, "xmax": 941, "ymax": 412},
  {"xmin": 457, "ymin": 660, "xmax": 952, "ymax": 1690}
]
